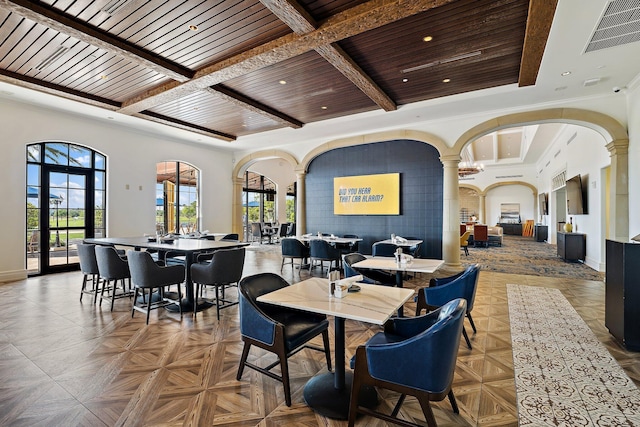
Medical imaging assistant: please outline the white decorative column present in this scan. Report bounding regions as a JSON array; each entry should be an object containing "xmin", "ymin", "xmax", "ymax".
[
  {"xmin": 607, "ymin": 139, "xmax": 629, "ymax": 240},
  {"xmin": 479, "ymin": 193, "xmax": 486, "ymax": 224},
  {"xmin": 441, "ymin": 155, "xmax": 462, "ymax": 267},
  {"xmin": 295, "ymin": 170, "xmax": 306, "ymax": 236},
  {"xmin": 232, "ymin": 177, "xmax": 244, "ymax": 239}
]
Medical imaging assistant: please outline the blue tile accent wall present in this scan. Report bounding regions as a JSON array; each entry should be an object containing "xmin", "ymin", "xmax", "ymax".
[{"xmin": 305, "ymin": 140, "xmax": 443, "ymax": 258}]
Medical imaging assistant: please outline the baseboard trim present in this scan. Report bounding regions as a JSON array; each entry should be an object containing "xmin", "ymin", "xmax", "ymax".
[{"xmin": 0, "ymin": 269, "xmax": 27, "ymax": 284}]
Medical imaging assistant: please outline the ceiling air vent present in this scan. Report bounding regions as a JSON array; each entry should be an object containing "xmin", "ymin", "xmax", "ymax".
[
  {"xmin": 401, "ymin": 50, "xmax": 482, "ymax": 73},
  {"xmin": 101, "ymin": 0, "xmax": 136, "ymax": 15},
  {"xmin": 34, "ymin": 46, "xmax": 69, "ymax": 71},
  {"xmin": 585, "ymin": 0, "xmax": 640, "ymax": 52}
]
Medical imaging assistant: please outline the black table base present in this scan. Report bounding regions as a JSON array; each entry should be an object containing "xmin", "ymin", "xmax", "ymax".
[
  {"xmin": 165, "ymin": 298, "xmax": 214, "ymax": 313},
  {"xmin": 303, "ymin": 371, "xmax": 378, "ymax": 420}
]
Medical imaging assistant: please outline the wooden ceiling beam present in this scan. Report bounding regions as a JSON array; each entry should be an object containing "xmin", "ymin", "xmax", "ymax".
[
  {"xmin": 119, "ymin": 0, "xmax": 455, "ymax": 114},
  {"xmin": 260, "ymin": 0, "xmax": 395, "ymax": 111},
  {"xmin": 0, "ymin": 0, "xmax": 194, "ymax": 83},
  {"xmin": 206, "ymin": 86, "xmax": 303, "ymax": 128},
  {"xmin": 0, "ymin": 68, "xmax": 120, "ymax": 109},
  {"xmin": 136, "ymin": 111, "xmax": 236, "ymax": 142},
  {"xmin": 518, "ymin": 0, "xmax": 558, "ymax": 86}
]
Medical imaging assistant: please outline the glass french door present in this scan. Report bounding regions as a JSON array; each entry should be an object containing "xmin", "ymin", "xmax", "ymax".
[{"xmin": 42, "ymin": 168, "xmax": 93, "ymax": 272}]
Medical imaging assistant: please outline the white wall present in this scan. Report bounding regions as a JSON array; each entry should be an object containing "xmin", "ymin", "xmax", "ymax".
[
  {"xmin": 486, "ymin": 185, "xmax": 536, "ymax": 226},
  {"xmin": 1, "ymin": 100, "xmax": 232, "ymax": 281},
  {"xmin": 535, "ymin": 124, "xmax": 610, "ymax": 270},
  {"xmin": 627, "ymin": 83, "xmax": 640, "ymax": 240}
]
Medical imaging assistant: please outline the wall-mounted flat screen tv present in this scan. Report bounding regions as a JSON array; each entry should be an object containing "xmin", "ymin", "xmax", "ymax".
[
  {"xmin": 566, "ymin": 174, "xmax": 587, "ymax": 215},
  {"xmin": 539, "ymin": 192, "xmax": 548, "ymax": 215}
]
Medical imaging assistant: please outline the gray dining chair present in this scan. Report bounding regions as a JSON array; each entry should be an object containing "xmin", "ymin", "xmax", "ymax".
[{"xmin": 126, "ymin": 250, "xmax": 185, "ymax": 324}]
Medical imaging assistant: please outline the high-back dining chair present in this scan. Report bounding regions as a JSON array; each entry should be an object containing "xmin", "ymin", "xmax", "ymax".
[
  {"xmin": 191, "ymin": 247, "xmax": 245, "ymax": 319},
  {"xmin": 415, "ymin": 264, "xmax": 480, "ymax": 349},
  {"xmin": 250, "ymin": 222, "xmax": 272, "ymax": 244},
  {"xmin": 309, "ymin": 239, "xmax": 341, "ymax": 273},
  {"xmin": 95, "ymin": 245, "xmax": 132, "ymax": 311},
  {"xmin": 126, "ymin": 250, "xmax": 185, "ymax": 324},
  {"xmin": 280, "ymin": 237, "xmax": 310, "ymax": 274},
  {"xmin": 77, "ymin": 243, "xmax": 101, "ymax": 303},
  {"xmin": 472, "ymin": 224, "xmax": 489, "ymax": 247},
  {"xmin": 348, "ymin": 298, "xmax": 467, "ymax": 427},
  {"xmin": 236, "ymin": 273, "xmax": 332, "ymax": 407},
  {"xmin": 343, "ymin": 253, "xmax": 395, "ymax": 286},
  {"xmin": 372, "ymin": 242, "xmax": 398, "ymax": 257}
]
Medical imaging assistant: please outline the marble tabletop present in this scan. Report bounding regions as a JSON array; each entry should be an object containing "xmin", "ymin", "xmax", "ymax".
[
  {"xmin": 298, "ymin": 235, "xmax": 363, "ymax": 244},
  {"xmin": 352, "ymin": 256, "xmax": 444, "ymax": 274},
  {"xmin": 256, "ymin": 277, "xmax": 414, "ymax": 325},
  {"xmin": 377, "ymin": 238, "xmax": 423, "ymax": 247}
]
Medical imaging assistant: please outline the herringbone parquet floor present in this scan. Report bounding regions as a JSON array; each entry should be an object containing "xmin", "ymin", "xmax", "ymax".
[{"xmin": 1, "ymin": 245, "xmax": 639, "ymax": 426}]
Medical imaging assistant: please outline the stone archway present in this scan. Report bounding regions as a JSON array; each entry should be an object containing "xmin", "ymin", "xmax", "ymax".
[
  {"xmin": 453, "ymin": 108, "xmax": 628, "ymax": 248},
  {"xmin": 232, "ymin": 150, "xmax": 299, "ymax": 238}
]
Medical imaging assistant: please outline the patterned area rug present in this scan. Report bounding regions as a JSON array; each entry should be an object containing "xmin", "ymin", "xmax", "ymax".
[
  {"xmin": 507, "ymin": 284, "xmax": 640, "ymax": 426},
  {"xmin": 463, "ymin": 235, "xmax": 604, "ymax": 281}
]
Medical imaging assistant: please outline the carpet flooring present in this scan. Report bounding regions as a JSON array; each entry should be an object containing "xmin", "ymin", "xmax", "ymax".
[
  {"xmin": 507, "ymin": 284, "xmax": 640, "ymax": 426},
  {"xmin": 462, "ymin": 235, "xmax": 604, "ymax": 281}
]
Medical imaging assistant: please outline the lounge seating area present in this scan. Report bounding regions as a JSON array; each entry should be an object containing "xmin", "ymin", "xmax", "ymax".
[{"xmin": 462, "ymin": 224, "xmax": 503, "ymax": 248}]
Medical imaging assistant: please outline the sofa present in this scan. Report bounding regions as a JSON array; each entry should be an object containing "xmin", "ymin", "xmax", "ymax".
[{"xmin": 487, "ymin": 226, "xmax": 503, "ymax": 246}]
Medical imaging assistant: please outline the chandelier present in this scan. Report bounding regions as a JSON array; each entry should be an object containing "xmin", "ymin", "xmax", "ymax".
[{"xmin": 458, "ymin": 162, "xmax": 484, "ymax": 177}]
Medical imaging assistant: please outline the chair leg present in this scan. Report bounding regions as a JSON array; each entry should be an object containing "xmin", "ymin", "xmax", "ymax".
[
  {"xmin": 391, "ymin": 394, "xmax": 406, "ymax": 417},
  {"xmin": 145, "ymin": 288, "xmax": 152, "ymax": 325},
  {"xmin": 80, "ymin": 275, "xmax": 88, "ymax": 302},
  {"xmin": 348, "ymin": 365, "xmax": 364, "ymax": 427},
  {"xmin": 467, "ymin": 312, "xmax": 477, "ymax": 333},
  {"xmin": 321, "ymin": 330, "xmax": 332, "ymax": 371},
  {"xmin": 448, "ymin": 389, "xmax": 460, "ymax": 414},
  {"xmin": 215, "ymin": 285, "xmax": 221, "ymax": 320},
  {"xmin": 416, "ymin": 393, "xmax": 437, "ymax": 427},
  {"xmin": 277, "ymin": 347, "xmax": 292, "ymax": 407},
  {"xmin": 176, "ymin": 282, "xmax": 183, "ymax": 317},
  {"xmin": 462, "ymin": 326, "xmax": 472, "ymax": 349},
  {"xmin": 236, "ymin": 342, "xmax": 251, "ymax": 380},
  {"xmin": 132, "ymin": 288, "xmax": 139, "ymax": 318}
]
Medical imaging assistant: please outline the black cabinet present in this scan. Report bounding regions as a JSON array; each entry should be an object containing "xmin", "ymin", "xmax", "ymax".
[
  {"xmin": 557, "ymin": 232, "xmax": 585, "ymax": 261},
  {"xmin": 605, "ymin": 239, "xmax": 640, "ymax": 351},
  {"xmin": 499, "ymin": 223, "xmax": 522, "ymax": 235},
  {"xmin": 534, "ymin": 225, "xmax": 548, "ymax": 242}
]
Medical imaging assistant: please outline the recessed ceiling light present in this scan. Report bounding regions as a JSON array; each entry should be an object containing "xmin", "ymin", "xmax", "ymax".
[
  {"xmin": 189, "ymin": 25, "xmax": 198, "ymax": 31},
  {"xmin": 442, "ymin": 78, "xmax": 451, "ymax": 83},
  {"xmin": 402, "ymin": 78, "xmax": 408, "ymax": 83},
  {"xmin": 279, "ymin": 80, "xmax": 287, "ymax": 85},
  {"xmin": 423, "ymin": 36, "xmax": 433, "ymax": 42},
  {"xmin": 561, "ymin": 71, "xmax": 571, "ymax": 76},
  {"xmin": 321, "ymin": 106, "xmax": 327, "ymax": 110}
]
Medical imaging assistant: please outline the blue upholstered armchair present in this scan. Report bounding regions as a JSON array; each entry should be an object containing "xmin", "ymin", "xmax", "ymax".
[
  {"xmin": 416, "ymin": 264, "xmax": 480, "ymax": 349},
  {"xmin": 236, "ymin": 273, "xmax": 332, "ymax": 406},
  {"xmin": 348, "ymin": 299, "xmax": 467, "ymax": 427},
  {"xmin": 280, "ymin": 237, "xmax": 310, "ymax": 274},
  {"xmin": 343, "ymin": 252, "xmax": 395, "ymax": 286},
  {"xmin": 309, "ymin": 239, "xmax": 341, "ymax": 273},
  {"xmin": 372, "ymin": 241, "xmax": 399, "ymax": 257}
]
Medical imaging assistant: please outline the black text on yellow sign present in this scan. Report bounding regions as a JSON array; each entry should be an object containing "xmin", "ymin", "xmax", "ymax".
[{"xmin": 334, "ymin": 173, "xmax": 400, "ymax": 215}]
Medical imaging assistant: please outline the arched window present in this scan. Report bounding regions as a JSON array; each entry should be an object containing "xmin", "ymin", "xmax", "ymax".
[
  {"xmin": 26, "ymin": 142, "xmax": 106, "ymax": 275},
  {"xmin": 156, "ymin": 161, "xmax": 199, "ymax": 234}
]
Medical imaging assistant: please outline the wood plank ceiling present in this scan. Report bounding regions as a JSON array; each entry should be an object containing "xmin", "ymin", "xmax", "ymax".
[{"xmin": 0, "ymin": 0, "xmax": 557, "ymax": 142}]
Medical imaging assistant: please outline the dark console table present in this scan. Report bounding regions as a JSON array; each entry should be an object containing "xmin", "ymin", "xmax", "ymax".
[
  {"xmin": 605, "ymin": 239, "xmax": 640, "ymax": 351},
  {"xmin": 534, "ymin": 225, "xmax": 548, "ymax": 242},
  {"xmin": 499, "ymin": 223, "xmax": 522, "ymax": 235},
  {"xmin": 557, "ymin": 232, "xmax": 585, "ymax": 262}
]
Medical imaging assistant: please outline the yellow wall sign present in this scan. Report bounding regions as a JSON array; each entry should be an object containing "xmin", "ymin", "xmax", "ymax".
[{"xmin": 334, "ymin": 173, "xmax": 400, "ymax": 215}]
